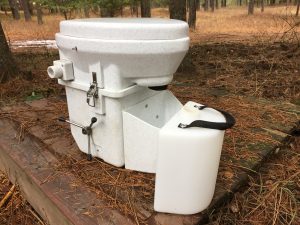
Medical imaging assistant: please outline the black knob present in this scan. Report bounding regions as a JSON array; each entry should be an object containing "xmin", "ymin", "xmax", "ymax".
[{"xmin": 91, "ymin": 117, "xmax": 97, "ymax": 124}]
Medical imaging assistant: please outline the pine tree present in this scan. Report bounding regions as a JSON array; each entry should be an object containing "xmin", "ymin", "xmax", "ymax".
[{"xmin": 0, "ymin": 22, "xmax": 18, "ymax": 83}]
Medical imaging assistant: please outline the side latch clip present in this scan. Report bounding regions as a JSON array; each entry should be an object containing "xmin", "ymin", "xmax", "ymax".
[{"xmin": 87, "ymin": 72, "xmax": 99, "ymax": 107}]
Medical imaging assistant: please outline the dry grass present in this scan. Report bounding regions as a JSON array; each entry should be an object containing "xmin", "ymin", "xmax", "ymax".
[
  {"xmin": 0, "ymin": 51, "xmax": 63, "ymax": 107},
  {"xmin": 0, "ymin": 99, "xmax": 154, "ymax": 224},
  {"xmin": 1, "ymin": 14, "xmax": 61, "ymax": 42},
  {"xmin": 55, "ymin": 154, "xmax": 155, "ymax": 223},
  {"xmin": 0, "ymin": 5, "xmax": 299, "ymax": 225},
  {"xmin": 0, "ymin": 172, "xmax": 46, "ymax": 225},
  {"xmin": 1, "ymin": 6, "xmax": 300, "ymax": 43},
  {"xmin": 208, "ymin": 136, "xmax": 300, "ymax": 225},
  {"xmin": 0, "ymin": 41, "xmax": 299, "ymax": 224},
  {"xmin": 192, "ymin": 6, "xmax": 300, "ymax": 42},
  {"xmin": 176, "ymin": 42, "xmax": 300, "ymax": 101}
]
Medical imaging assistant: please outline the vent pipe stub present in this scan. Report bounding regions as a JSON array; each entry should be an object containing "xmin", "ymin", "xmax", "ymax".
[
  {"xmin": 47, "ymin": 60, "xmax": 74, "ymax": 81},
  {"xmin": 47, "ymin": 65, "xmax": 63, "ymax": 79}
]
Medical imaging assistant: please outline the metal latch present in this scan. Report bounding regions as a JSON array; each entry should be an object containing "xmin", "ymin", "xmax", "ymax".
[{"xmin": 87, "ymin": 72, "xmax": 99, "ymax": 107}]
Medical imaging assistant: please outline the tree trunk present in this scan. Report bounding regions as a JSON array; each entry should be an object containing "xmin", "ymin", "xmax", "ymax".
[
  {"xmin": 216, "ymin": 0, "xmax": 219, "ymax": 9},
  {"xmin": 210, "ymin": 0, "xmax": 215, "ymax": 11},
  {"xmin": 221, "ymin": 0, "xmax": 227, "ymax": 7},
  {"xmin": 196, "ymin": 0, "xmax": 200, "ymax": 10},
  {"xmin": 261, "ymin": 0, "xmax": 264, "ymax": 12},
  {"xmin": 83, "ymin": 0, "xmax": 90, "ymax": 18},
  {"xmin": 1, "ymin": 6, "xmax": 8, "ymax": 15},
  {"xmin": 204, "ymin": 0, "xmax": 209, "ymax": 11},
  {"xmin": 100, "ymin": 6, "xmax": 114, "ymax": 17},
  {"xmin": 91, "ymin": 5, "xmax": 99, "ymax": 16},
  {"xmin": 28, "ymin": 1, "xmax": 34, "ymax": 15},
  {"xmin": 62, "ymin": 10, "xmax": 68, "ymax": 20},
  {"xmin": 141, "ymin": 0, "xmax": 151, "ymax": 17},
  {"xmin": 188, "ymin": 0, "xmax": 196, "ymax": 29},
  {"xmin": 100, "ymin": 8, "xmax": 109, "ymax": 17},
  {"xmin": 169, "ymin": 0, "xmax": 186, "ymax": 21},
  {"xmin": 84, "ymin": 6, "xmax": 90, "ymax": 17},
  {"xmin": 120, "ymin": 5, "xmax": 123, "ymax": 16},
  {"xmin": 20, "ymin": 0, "xmax": 31, "ymax": 21},
  {"xmin": 296, "ymin": 0, "xmax": 300, "ymax": 16},
  {"xmin": 36, "ymin": 4, "xmax": 43, "ymax": 25},
  {"xmin": 131, "ymin": 0, "xmax": 139, "ymax": 17},
  {"xmin": 8, "ymin": 0, "xmax": 20, "ymax": 20},
  {"xmin": 0, "ymin": 22, "xmax": 18, "ymax": 83},
  {"xmin": 48, "ymin": 7, "xmax": 54, "ymax": 14},
  {"xmin": 248, "ymin": 0, "xmax": 254, "ymax": 14}
]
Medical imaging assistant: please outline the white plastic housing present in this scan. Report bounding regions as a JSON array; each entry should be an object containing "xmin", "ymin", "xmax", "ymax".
[
  {"xmin": 123, "ymin": 91, "xmax": 182, "ymax": 173},
  {"xmin": 154, "ymin": 102, "xmax": 226, "ymax": 215},
  {"xmin": 56, "ymin": 18, "xmax": 189, "ymax": 88},
  {"xmin": 51, "ymin": 18, "xmax": 190, "ymax": 167},
  {"xmin": 47, "ymin": 18, "xmax": 227, "ymax": 215}
]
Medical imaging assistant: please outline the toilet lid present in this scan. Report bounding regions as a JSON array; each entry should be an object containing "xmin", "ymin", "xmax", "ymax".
[{"xmin": 59, "ymin": 18, "xmax": 189, "ymax": 40}]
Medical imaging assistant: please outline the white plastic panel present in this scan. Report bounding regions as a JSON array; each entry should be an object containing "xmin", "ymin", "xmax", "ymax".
[
  {"xmin": 122, "ymin": 91, "xmax": 182, "ymax": 173},
  {"xmin": 154, "ymin": 102, "xmax": 226, "ymax": 214},
  {"xmin": 56, "ymin": 34, "xmax": 189, "ymax": 87}
]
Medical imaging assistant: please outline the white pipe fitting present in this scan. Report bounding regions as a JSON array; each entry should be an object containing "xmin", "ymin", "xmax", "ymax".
[{"xmin": 47, "ymin": 65, "xmax": 63, "ymax": 79}]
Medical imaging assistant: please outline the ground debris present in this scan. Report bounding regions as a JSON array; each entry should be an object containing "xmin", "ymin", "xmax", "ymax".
[
  {"xmin": 208, "ymin": 136, "xmax": 300, "ymax": 225},
  {"xmin": 0, "ymin": 41, "xmax": 299, "ymax": 224},
  {"xmin": 0, "ymin": 172, "xmax": 46, "ymax": 225},
  {"xmin": 176, "ymin": 42, "xmax": 300, "ymax": 101}
]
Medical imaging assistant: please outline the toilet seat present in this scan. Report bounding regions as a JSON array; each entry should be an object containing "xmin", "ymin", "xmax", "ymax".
[{"xmin": 59, "ymin": 18, "xmax": 188, "ymax": 40}]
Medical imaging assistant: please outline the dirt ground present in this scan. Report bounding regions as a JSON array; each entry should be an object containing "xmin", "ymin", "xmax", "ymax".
[
  {"xmin": 0, "ymin": 172, "xmax": 46, "ymax": 225},
  {"xmin": 0, "ymin": 6, "xmax": 300, "ymax": 225},
  {"xmin": 208, "ymin": 136, "xmax": 300, "ymax": 225},
  {"xmin": 0, "ymin": 40, "xmax": 299, "ymax": 225}
]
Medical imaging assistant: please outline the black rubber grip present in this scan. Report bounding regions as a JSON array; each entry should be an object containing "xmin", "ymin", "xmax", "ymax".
[{"xmin": 178, "ymin": 107, "xmax": 235, "ymax": 130}]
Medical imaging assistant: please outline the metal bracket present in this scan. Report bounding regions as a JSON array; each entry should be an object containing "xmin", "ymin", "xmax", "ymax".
[
  {"xmin": 87, "ymin": 72, "xmax": 99, "ymax": 107},
  {"xmin": 178, "ymin": 123, "xmax": 188, "ymax": 128},
  {"xmin": 194, "ymin": 105, "xmax": 207, "ymax": 110},
  {"xmin": 87, "ymin": 64, "xmax": 106, "ymax": 115}
]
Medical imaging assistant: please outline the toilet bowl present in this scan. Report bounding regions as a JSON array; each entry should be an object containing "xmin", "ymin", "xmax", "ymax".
[
  {"xmin": 48, "ymin": 18, "xmax": 235, "ymax": 215},
  {"xmin": 49, "ymin": 18, "xmax": 189, "ymax": 167}
]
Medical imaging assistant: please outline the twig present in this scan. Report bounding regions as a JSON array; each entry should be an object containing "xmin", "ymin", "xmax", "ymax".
[
  {"xmin": 28, "ymin": 208, "xmax": 45, "ymax": 225},
  {"xmin": 127, "ymin": 191, "xmax": 140, "ymax": 225},
  {"xmin": 0, "ymin": 184, "xmax": 15, "ymax": 208}
]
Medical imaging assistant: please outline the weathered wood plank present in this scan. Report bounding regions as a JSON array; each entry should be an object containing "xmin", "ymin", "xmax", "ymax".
[
  {"xmin": 0, "ymin": 119, "xmax": 134, "ymax": 225},
  {"xmin": 0, "ymin": 97, "xmax": 299, "ymax": 225}
]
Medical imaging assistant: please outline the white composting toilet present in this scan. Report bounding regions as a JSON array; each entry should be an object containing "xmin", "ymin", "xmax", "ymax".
[{"xmin": 48, "ymin": 18, "xmax": 235, "ymax": 215}]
